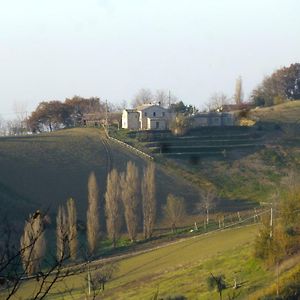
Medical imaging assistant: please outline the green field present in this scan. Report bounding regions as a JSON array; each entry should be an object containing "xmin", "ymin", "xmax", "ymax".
[{"xmin": 11, "ymin": 224, "xmax": 273, "ymax": 300}]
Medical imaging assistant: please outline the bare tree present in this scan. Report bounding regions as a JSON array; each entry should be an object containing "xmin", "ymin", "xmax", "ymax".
[
  {"xmin": 105, "ymin": 169, "xmax": 122, "ymax": 248},
  {"xmin": 200, "ymin": 189, "xmax": 217, "ymax": 225},
  {"xmin": 164, "ymin": 194, "xmax": 186, "ymax": 233},
  {"xmin": 87, "ymin": 172, "xmax": 100, "ymax": 255},
  {"xmin": 234, "ymin": 76, "xmax": 243, "ymax": 105},
  {"xmin": 67, "ymin": 198, "xmax": 77, "ymax": 260},
  {"xmin": 20, "ymin": 211, "xmax": 46, "ymax": 276},
  {"xmin": 131, "ymin": 88, "xmax": 153, "ymax": 107},
  {"xmin": 206, "ymin": 92, "xmax": 230, "ymax": 112},
  {"xmin": 121, "ymin": 161, "xmax": 140, "ymax": 242},
  {"xmin": 142, "ymin": 162, "xmax": 156, "ymax": 239},
  {"xmin": 86, "ymin": 262, "xmax": 119, "ymax": 298},
  {"xmin": 56, "ymin": 205, "xmax": 68, "ymax": 261}
]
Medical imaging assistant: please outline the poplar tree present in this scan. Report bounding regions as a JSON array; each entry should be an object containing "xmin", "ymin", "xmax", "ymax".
[
  {"xmin": 87, "ymin": 172, "xmax": 100, "ymax": 255},
  {"xmin": 67, "ymin": 198, "xmax": 78, "ymax": 260},
  {"xmin": 56, "ymin": 205, "xmax": 68, "ymax": 260},
  {"xmin": 142, "ymin": 162, "xmax": 156, "ymax": 239},
  {"xmin": 105, "ymin": 169, "xmax": 122, "ymax": 248},
  {"xmin": 20, "ymin": 211, "xmax": 46, "ymax": 275},
  {"xmin": 121, "ymin": 161, "xmax": 139, "ymax": 242}
]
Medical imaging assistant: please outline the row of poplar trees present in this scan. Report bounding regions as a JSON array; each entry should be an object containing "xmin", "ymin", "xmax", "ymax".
[
  {"xmin": 58, "ymin": 161, "xmax": 156, "ymax": 258},
  {"xmin": 20, "ymin": 161, "xmax": 156, "ymax": 275}
]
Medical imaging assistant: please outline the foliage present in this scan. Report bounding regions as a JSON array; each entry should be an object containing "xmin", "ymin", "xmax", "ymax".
[
  {"xmin": 254, "ymin": 186, "xmax": 300, "ymax": 266},
  {"xmin": 250, "ymin": 63, "xmax": 300, "ymax": 107},
  {"xmin": 28, "ymin": 96, "xmax": 105, "ymax": 132},
  {"xmin": 170, "ymin": 101, "xmax": 195, "ymax": 115},
  {"xmin": 170, "ymin": 114, "xmax": 191, "ymax": 136}
]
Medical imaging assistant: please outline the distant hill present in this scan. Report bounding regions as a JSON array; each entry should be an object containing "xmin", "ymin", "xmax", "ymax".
[{"xmin": 0, "ymin": 128, "xmax": 200, "ymax": 227}]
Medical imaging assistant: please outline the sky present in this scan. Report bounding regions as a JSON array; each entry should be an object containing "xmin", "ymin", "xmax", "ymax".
[{"xmin": 0, "ymin": 0, "xmax": 299, "ymax": 118}]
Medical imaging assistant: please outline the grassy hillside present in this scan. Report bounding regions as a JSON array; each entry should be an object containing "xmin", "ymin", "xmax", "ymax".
[
  {"xmin": 12, "ymin": 225, "xmax": 272, "ymax": 300},
  {"xmin": 249, "ymin": 100, "xmax": 300, "ymax": 124},
  {"xmin": 0, "ymin": 128, "xmax": 201, "ymax": 228}
]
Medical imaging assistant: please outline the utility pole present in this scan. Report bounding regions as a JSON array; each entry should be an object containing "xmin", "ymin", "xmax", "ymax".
[
  {"xmin": 168, "ymin": 90, "xmax": 171, "ymax": 108},
  {"xmin": 87, "ymin": 260, "xmax": 91, "ymax": 297},
  {"xmin": 270, "ymin": 206, "xmax": 273, "ymax": 238},
  {"xmin": 105, "ymin": 99, "xmax": 108, "ymax": 132}
]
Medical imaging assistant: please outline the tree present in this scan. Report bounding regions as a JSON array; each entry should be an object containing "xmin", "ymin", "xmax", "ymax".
[
  {"xmin": 200, "ymin": 189, "xmax": 217, "ymax": 225},
  {"xmin": 67, "ymin": 198, "xmax": 78, "ymax": 260},
  {"xmin": 234, "ymin": 76, "xmax": 243, "ymax": 105},
  {"xmin": 170, "ymin": 113, "xmax": 191, "ymax": 136},
  {"xmin": 250, "ymin": 63, "xmax": 300, "ymax": 107},
  {"xmin": 28, "ymin": 101, "xmax": 70, "ymax": 132},
  {"xmin": 20, "ymin": 211, "xmax": 46, "ymax": 275},
  {"xmin": 87, "ymin": 262, "xmax": 119, "ymax": 298},
  {"xmin": 105, "ymin": 169, "xmax": 122, "ymax": 248},
  {"xmin": 131, "ymin": 88, "xmax": 153, "ymax": 107},
  {"xmin": 170, "ymin": 100, "xmax": 195, "ymax": 115},
  {"xmin": 206, "ymin": 93, "xmax": 230, "ymax": 112},
  {"xmin": 121, "ymin": 161, "xmax": 140, "ymax": 242},
  {"xmin": 56, "ymin": 205, "xmax": 68, "ymax": 261},
  {"xmin": 207, "ymin": 273, "xmax": 226, "ymax": 300},
  {"xmin": 87, "ymin": 172, "xmax": 100, "ymax": 255},
  {"xmin": 164, "ymin": 194, "xmax": 186, "ymax": 233},
  {"xmin": 142, "ymin": 163, "xmax": 156, "ymax": 239}
]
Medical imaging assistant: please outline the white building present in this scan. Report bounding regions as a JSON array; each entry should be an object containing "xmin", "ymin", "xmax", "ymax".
[{"xmin": 122, "ymin": 104, "xmax": 172, "ymax": 130}]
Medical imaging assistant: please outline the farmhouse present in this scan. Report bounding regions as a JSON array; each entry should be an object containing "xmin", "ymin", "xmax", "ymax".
[{"xmin": 122, "ymin": 104, "xmax": 172, "ymax": 130}]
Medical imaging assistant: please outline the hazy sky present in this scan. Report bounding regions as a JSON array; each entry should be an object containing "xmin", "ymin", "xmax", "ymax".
[{"xmin": 0, "ymin": 0, "xmax": 299, "ymax": 117}]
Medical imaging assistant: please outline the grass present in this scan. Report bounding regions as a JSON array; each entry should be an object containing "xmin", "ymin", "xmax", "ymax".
[
  {"xmin": 10, "ymin": 224, "xmax": 273, "ymax": 300},
  {"xmin": 250, "ymin": 101, "xmax": 300, "ymax": 124},
  {"xmin": 0, "ymin": 127, "xmax": 201, "ymax": 228}
]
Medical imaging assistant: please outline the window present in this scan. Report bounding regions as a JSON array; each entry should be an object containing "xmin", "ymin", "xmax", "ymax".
[
  {"xmin": 156, "ymin": 122, "xmax": 159, "ymax": 129},
  {"xmin": 153, "ymin": 112, "xmax": 156, "ymax": 117},
  {"xmin": 162, "ymin": 112, "xmax": 165, "ymax": 117},
  {"xmin": 144, "ymin": 112, "xmax": 147, "ymax": 116}
]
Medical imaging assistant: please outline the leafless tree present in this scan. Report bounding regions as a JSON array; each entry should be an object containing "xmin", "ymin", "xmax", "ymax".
[
  {"xmin": 131, "ymin": 88, "xmax": 153, "ymax": 107},
  {"xmin": 120, "ymin": 161, "xmax": 140, "ymax": 242},
  {"xmin": 87, "ymin": 172, "xmax": 100, "ymax": 255},
  {"xmin": 206, "ymin": 92, "xmax": 230, "ymax": 112},
  {"xmin": 56, "ymin": 205, "xmax": 68, "ymax": 261},
  {"xmin": 67, "ymin": 198, "xmax": 78, "ymax": 261},
  {"xmin": 234, "ymin": 76, "xmax": 243, "ymax": 105},
  {"xmin": 142, "ymin": 162, "xmax": 156, "ymax": 239},
  {"xmin": 200, "ymin": 189, "xmax": 217, "ymax": 225},
  {"xmin": 20, "ymin": 211, "xmax": 46, "ymax": 275},
  {"xmin": 86, "ymin": 262, "xmax": 119, "ymax": 299},
  {"xmin": 164, "ymin": 194, "xmax": 186, "ymax": 233},
  {"xmin": 0, "ymin": 212, "xmax": 72, "ymax": 299},
  {"xmin": 105, "ymin": 169, "xmax": 122, "ymax": 248}
]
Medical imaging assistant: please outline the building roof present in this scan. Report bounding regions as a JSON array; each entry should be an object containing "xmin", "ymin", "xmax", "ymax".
[{"xmin": 136, "ymin": 103, "xmax": 167, "ymax": 111}]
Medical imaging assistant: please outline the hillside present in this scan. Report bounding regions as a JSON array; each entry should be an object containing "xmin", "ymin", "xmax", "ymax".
[
  {"xmin": 110, "ymin": 102, "xmax": 300, "ymax": 204},
  {"xmin": 0, "ymin": 128, "xmax": 201, "ymax": 228},
  {"xmin": 14, "ymin": 224, "xmax": 277, "ymax": 299},
  {"xmin": 249, "ymin": 100, "xmax": 300, "ymax": 124}
]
